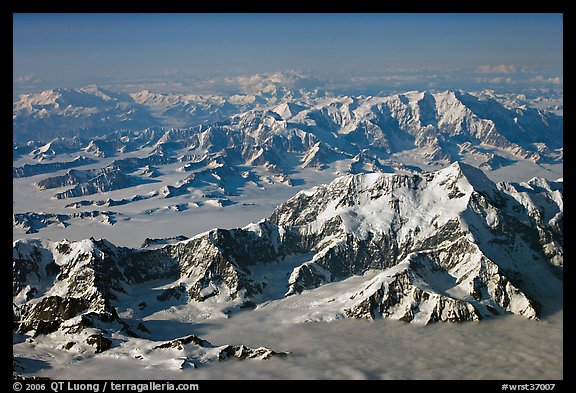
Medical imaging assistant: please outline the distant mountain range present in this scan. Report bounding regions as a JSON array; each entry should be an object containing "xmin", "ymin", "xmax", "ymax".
[
  {"xmin": 13, "ymin": 85, "xmax": 562, "ymax": 209},
  {"xmin": 14, "ymin": 85, "xmax": 562, "ymax": 167}
]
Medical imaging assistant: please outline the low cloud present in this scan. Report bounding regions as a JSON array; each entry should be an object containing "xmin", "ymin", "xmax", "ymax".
[
  {"xmin": 14, "ymin": 74, "xmax": 38, "ymax": 83},
  {"xmin": 478, "ymin": 64, "xmax": 517, "ymax": 74},
  {"xmin": 489, "ymin": 77, "xmax": 515, "ymax": 84},
  {"xmin": 531, "ymin": 75, "xmax": 562, "ymax": 85}
]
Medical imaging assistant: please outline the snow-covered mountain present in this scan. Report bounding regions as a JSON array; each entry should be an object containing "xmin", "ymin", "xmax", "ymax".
[
  {"xmin": 13, "ymin": 75, "xmax": 307, "ymax": 144},
  {"xmin": 14, "ymin": 163, "xmax": 562, "ymax": 342},
  {"xmin": 13, "ymin": 87, "xmax": 563, "ymax": 221},
  {"xmin": 13, "ymin": 86, "xmax": 159, "ymax": 142},
  {"xmin": 13, "ymin": 210, "xmax": 118, "ymax": 233},
  {"xmin": 13, "ymin": 75, "xmax": 563, "ymax": 378},
  {"xmin": 14, "ymin": 86, "xmax": 562, "ymax": 168},
  {"xmin": 13, "ymin": 156, "xmax": 96, "ymax": 178},
  {"xmin": 12, "ymin": 236, "xmax": 289, "ymax": 371}
]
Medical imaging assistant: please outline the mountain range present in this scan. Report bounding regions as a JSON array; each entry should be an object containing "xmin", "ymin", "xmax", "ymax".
[
  {"xmin": 13, "ymin": 81, "xmax": 563, "ymax": 377},
  {"xmin": 14, "ymin": 163, "xmax": 562, "ymax": 348},
  {"xmin": 13, "ymin": 86, "xmax": 562, "ymax": 216},
  {"xmin": 14, "ymin": 85, "xmax": 562, "ymax": 166}
]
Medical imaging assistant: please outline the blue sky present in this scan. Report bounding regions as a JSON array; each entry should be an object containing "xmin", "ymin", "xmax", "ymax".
[{"xmin": 13, "ymin": 13, "xmax": 563, "ymax": 91}]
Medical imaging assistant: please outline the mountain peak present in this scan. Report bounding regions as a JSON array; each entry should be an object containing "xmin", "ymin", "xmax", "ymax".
[
  {"xmin": 441, "ymin": 161, "xmax": 498, "ymax": 197},
  {"xmin": 271, "ymin": 162, "xmax": 508, "ymax": 240}
]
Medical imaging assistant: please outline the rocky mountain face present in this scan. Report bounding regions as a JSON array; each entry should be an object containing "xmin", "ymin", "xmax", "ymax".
[
  {"xmin": 13, "ymin": 163, "xmax": 563, "ymax": 349},
  {"xmin": 146, "ymin": 161, "xmax": 561, "ymax": 323},
  {"xmin": 12, "ymin": 237, "xmax": 291, "ymax": 367},
  {"xmin": 226, "ymin": 89, "xmax": 562, "ymax": 172}
]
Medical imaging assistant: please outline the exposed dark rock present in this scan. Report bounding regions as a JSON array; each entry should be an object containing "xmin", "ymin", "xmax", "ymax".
[
  {"xmin": 63, "ymin": 341, "xmax": 76, "ymax": 350},
  {"xmin": 217, "ymin": 345, "xmax": 291, "ymax": 361},
  {"xmin": 86, "ymin": 334, "xmax": 112, "ymax": 353},
  {"xmin": 154, "ymin": 335, "xmax": 209, "ymax": 350}
]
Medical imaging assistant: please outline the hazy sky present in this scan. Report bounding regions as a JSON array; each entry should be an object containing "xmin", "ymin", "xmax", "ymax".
[{"xmin": 13, "ymin": 13, "xmax": 563, "ymax": 91}]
